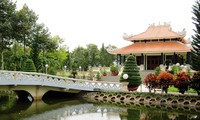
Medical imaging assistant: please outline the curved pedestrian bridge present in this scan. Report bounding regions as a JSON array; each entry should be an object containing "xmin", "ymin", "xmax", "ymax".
[{"xmin": 0, "ymin": 71, "xmax": 127, "ymax": 100}]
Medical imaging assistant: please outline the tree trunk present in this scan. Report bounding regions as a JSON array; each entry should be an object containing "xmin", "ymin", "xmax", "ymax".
[
  {"xmin": 14, "ymin": 41, "xmax": 17, "ymax": 71},
  {"xmin": 23, "ymin": 34, "xmax": 26, "ymax": 55},
  {"xmin": 1, "ymin": 50, "xmax": 4, "ymax": 70}
]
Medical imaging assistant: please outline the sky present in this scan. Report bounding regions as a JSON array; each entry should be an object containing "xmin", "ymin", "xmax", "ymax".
[{"xmin": 15, "ymin": 0, "xmax": 196, "ymax": 51}]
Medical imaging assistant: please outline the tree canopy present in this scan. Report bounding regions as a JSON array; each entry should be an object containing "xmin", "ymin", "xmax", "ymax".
[{"xmin": 191, "ymin": 0, "xmax": 200, "ymax": 71}]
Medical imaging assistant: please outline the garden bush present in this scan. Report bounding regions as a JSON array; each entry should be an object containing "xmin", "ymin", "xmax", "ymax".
[
  {"xmin": 157, "ymin": 72, "xmax": 174, "ymax": 93},
  {"xmin": 143, "ymin": 73, "xmax": 158, "ymax": 93},
  {"xmin": 173, "ymin": 72, "xmax": 191, "ymax": 94},
  {"xmin": 191, "ymin": 71, "xmax": 200, "ymax": 95},
  {"xmin": 23, "ymin": 59, "xmax": 36, "ymax": 72}
]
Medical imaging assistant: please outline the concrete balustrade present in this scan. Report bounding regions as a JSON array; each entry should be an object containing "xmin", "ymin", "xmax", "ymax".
[{"xmin": 0, "ymin": 70, "xmax": 126, "ymax": 101}]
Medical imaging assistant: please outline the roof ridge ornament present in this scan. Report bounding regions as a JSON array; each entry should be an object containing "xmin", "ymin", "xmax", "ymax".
[
  {"xmin": 178, "ymin": 28, "xmax": 186, "ymax": 36},
  {"xmin": 123, "ymin": 33, "xmax": 133, "ymax": 39}
]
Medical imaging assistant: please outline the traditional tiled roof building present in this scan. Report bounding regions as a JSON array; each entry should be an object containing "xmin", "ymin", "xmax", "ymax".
[{"xmin": 110, "ymin": 24, "xmax": 191, "ymax": 70}]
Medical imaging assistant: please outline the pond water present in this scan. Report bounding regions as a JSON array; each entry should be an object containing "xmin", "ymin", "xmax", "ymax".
[{"xmin": 1, "ymin": 94, "xmax": 200, "ymax": 120}]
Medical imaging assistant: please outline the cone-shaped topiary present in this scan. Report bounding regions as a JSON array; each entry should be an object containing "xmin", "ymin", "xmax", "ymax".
[
  {"xmin": 23, "ymin": 59, "xmax": 36, "ymax": 72},
  {"xmin": 120, "ymin": 55, "xmax": 141, "ymax": 91}
]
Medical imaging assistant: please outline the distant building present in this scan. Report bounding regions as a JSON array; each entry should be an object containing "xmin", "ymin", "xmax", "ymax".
[{"xmin": 109, "ymin": 24, "xmax": 191, "ymax": 70}]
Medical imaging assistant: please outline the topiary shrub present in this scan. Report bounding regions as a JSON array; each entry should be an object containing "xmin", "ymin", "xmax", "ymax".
[
  {"xmin": 23, "ymin": 59, "xmax": 36, "ymax": 72},
  {"xmin": 120, "ymin": 55, "xmax": 141, "ymax": 91},
  {"xmin": 173, "ymin": 72, "xmax": 191, "ymax": 94},
  {"xmin": 143, "ymin": 73, "xmax": 158, "ymax": 93},
  {"xmin": 157, "ymin": 72, "xmax": 174, "ymax": 93},
  {"xmin": 191, "ymin": 71, "xmax": 200, "ymax": 95}
]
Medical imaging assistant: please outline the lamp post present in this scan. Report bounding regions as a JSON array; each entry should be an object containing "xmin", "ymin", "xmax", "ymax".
[
  {"xmin": 79, "ymin": 66, "xmax": 82, "ymax": 71},
  {"xmin": 45, "ymin": 64, "xmax": 48, "ymax": 74},
  {"xmin": 64, "ymin": 65, "xmax": 67, "ymax": 72},
  {"xmin": 123, "ymin": 74, "xmax": 128, "ymax": 79}
]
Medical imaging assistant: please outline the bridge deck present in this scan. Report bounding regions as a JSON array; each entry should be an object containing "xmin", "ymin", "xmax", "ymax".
[{"xmin": 0, "ymin": 71, "xmax": 127, "ymax": 92}]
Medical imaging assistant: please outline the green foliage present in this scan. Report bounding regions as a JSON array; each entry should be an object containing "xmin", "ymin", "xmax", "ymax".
[
  {"xmin": 86, "ymin": 44, "xmax": 100, "ymax": 66},
  {"xmin": 155, "ymin": 66, "xmax": 161, "ymax": 76},
  {"xmin": 0, "ymin": 0, "xmax": 16, "ymax": 70},
  {"xmin": 15, "ymin": 4, "xmax": 38, "ymax": 55},
  {"xmin": 191, "ymin": 0, "xmax": 200, "ymax": 71},
  {"xmin": 23, "ymin": 59, "xmax": 36, "ymax": 72},
  {"xmin": 30, "ymin": 23, "xmax": 50, "ymax": 71},
  {"xmin": 168, "ymin": 86, "xmax": 179, "ymax": 92},
  {"xmin": 110, "ymin": 65, "xmax": 118, "ymax": 72},
  {"xmin": 48, "ymin": 67, "xmax": 57, "ymax": 75},
  {"xmin": 168, "ymin": 64, "xmax": 183, "ymax": 75},
  {"xmin": 71, "ymin": 46, "xmax": 87, "ymax": 70},
  {"xmin": 95, "ymin": 72, "xmax": 101, "ymax": 80},
  {"xmin": 101, "ymin": 68, "xmax": 107, "ymax": 76},
  {"xmin": 71, "ymin": 70, "xmax": 77, "ymax": 78},
  {"xmin": 120, "ymin": 55, "xmax": 141, "ymax": 89},
  {"xmin": 100, "ymin": 44, "xmax": 116, "ymax": 67}
]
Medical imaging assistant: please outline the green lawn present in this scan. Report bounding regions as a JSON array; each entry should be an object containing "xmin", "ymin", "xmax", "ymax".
[{"xmin": 168, "ymin": 86, "xmax": 196, "ymax": 93}]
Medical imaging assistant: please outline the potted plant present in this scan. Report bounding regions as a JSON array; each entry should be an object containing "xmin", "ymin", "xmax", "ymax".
[
  {"xmin": 95, "ymin": 72, "xmax": 101, "ymax": 80},
  {"xmin": 157, "ymin": 72, "xmax": 174, "ymax": 93},
  {"xmin": 173, "ymin": 72, "xmax": 190, "ymax": 94},
  {"xmin": 110, "ymin": 65, "xmax": 119, "ymax": 76},
  {"xmin": 102, "ymin": 69, "xmax": 107, "ymax": 76}
]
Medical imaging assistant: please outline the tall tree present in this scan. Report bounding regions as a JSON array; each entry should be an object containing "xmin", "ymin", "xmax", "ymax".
[
  {"xmin": 86, "ymin": 44, "xmax": 100, "ymax": 66},
  {"xmin": 15, "ymin": 4, "xmax": 38, "ymax": 55},
  {"xmin": 100, "ymin": 43, "xmax": 106, "ymax": 66},
  {"xmin": 71, "ymin": 46, "xmax": 87, "ymax": 70},
  {"xmin": 191, "ymin": 0, "xmax": 200, "ymax": 71},
  {"xmin": 30, "ymin": 23, "xmax": 50, "ymax": 71},
  {"xmin": 0, "ymin": 0, "xmax": 16, "ymax": 70},
  {"xmin": 104, "ymin": 45, "xmax": 117, "ymax": 66}
]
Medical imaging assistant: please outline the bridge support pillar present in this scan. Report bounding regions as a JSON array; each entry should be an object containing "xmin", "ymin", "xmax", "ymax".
[{"xmin": 27, "ymin": 86, "xmax": 49, "ymax": 101}]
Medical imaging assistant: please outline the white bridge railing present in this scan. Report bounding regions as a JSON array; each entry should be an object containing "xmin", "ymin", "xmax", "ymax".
[{"xmin": 0, "ymin": 71, "xmax": 127, "ymax": 92}]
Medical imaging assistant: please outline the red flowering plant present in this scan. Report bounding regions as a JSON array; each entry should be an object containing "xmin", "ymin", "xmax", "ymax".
[
  {"xmin": 173, "ymin": 72, "xmax": 191, "ymax": 94},
  {"xmin": 157, "ymin": 72, "xmax": 174, "ymax": 93},
  {"xmin": 143, "ymin": 73, "xmax": 158, "ymax": 93},
  {"xmin": 191, "ymin": 71, "xmax": 200, "ymax": 95}
]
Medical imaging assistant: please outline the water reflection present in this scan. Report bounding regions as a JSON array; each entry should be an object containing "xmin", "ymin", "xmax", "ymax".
[{"xmin": 1, "ymin": 96, "xmax": 200, "ymax": 120}]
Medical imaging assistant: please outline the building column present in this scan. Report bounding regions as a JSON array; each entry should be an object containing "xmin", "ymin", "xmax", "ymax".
[
  {"xmin": 124, "ymin": 56, "xmax": 126, "ymax": 63},
  {"xmin": 181, "ymin": 56, "xmax": 184, "ymax": 64},
  {"xmin": 141, "ymin": 53, "xmax": 144, "ymax": 64},
  {"xmin": 161, "ymin": 53, "xmax": 164, "ymax": 64},
  {"xmin": 117, "ymin": 54, "xmax": 119, "ymax": 65},
  {"xmin": 119, "ymin": 54, "xmax": 122, "ymax": 65},
  {"xmin": 144, "ymin": 55, "xmax": 147, "ymax": 70},
  {"xmin": 173, "ymin": 53, "xmax": 177, "ymax": 64}
]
